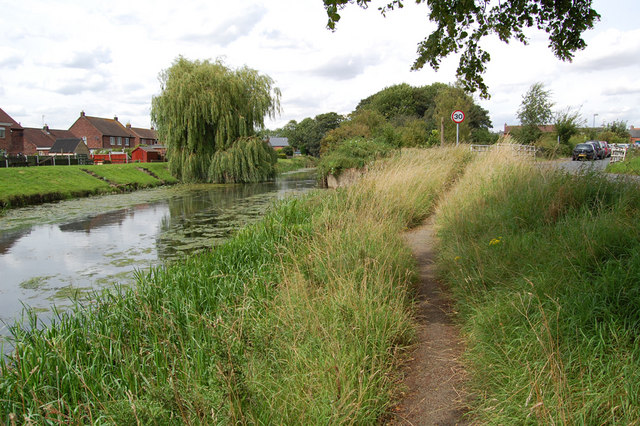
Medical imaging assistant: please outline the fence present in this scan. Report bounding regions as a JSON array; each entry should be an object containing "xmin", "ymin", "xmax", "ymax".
[
  {"xmin": 470, "ymin": 143, "xmax": 538, "ymax": 157},
  {"xmin": 0, "ymin": 154, "xmax": 92, "ymax": 168},
  {"xmin": 610, "ymin": 147, "xmax": 627, "ymax": 163}
]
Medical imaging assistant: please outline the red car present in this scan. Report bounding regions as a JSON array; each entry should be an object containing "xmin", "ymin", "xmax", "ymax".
[{"xmin": 599, "ymin": 141, "xmax": 611, "ymax": 158}]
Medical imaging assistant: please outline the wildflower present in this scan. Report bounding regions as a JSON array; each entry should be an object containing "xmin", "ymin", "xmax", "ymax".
[
  {"xmin": 454, "ymin": 256, "xmax": 461, "ymax": 262},
  {"xmin": 489, "ymin": 237, "xmax": 502, "ymax": 246}
]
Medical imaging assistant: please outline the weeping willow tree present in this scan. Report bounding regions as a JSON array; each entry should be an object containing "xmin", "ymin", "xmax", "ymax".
[
  {"xmin": 151, "ymin": 56, "xmax": 281, "ymax": 182},
  {"xmin": 209, "ymin": 137, "xmax": 277, "ymax": 183}
]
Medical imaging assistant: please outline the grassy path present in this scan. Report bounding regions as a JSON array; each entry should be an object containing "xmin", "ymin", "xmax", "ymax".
[{"xmin": 389, "ymin": 219, "xmax": 468, "ymax": 425}]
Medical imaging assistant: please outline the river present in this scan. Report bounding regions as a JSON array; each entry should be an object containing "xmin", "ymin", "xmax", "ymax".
[{"xmin": 0, "ymin": 170, "xmax": 318, "ymax": 347}]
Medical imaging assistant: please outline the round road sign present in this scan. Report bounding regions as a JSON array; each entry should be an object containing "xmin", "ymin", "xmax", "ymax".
[{"xmin": 451, "ymin": 110, "xmax": 465, "ymax": 123}]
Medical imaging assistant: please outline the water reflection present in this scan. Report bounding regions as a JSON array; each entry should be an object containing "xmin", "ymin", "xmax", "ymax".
[{"xmin": 0, "ymin": 171, "xmax": 317, "ymax": 344}]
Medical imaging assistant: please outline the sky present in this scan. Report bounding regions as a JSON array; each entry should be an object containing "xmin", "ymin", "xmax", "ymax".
[{"xmin": 1, "ymin": 0, "xmax": 639, "ymax": 133}]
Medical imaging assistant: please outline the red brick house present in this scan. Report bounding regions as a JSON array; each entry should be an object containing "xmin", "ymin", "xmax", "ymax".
[
  {"xmin": 504, "ymin": 124, "xmax": 555, "ymax": 135},
  {"xmin": 126, "ymin": 124, "xmax": 159, "ymax": 146},
  {"xmin": 69, "ymin": 111, "xmax": 135, "ymax": 151},
  {"xmin": 22, "ymin": 126, "xmax": 82, "ymax": 155},
  {"xmin": 629, "ymin": 126, "xmax": 640, "ymax": 145},
  {"xmin": 0, "ymin": 108, "xmax": 24, "ymax": 155}
]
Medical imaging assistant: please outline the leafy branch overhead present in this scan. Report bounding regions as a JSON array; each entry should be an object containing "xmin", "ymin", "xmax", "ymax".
[{"xmin": 323, "ymin": 0, "xmax": 600, "ymax": 98}]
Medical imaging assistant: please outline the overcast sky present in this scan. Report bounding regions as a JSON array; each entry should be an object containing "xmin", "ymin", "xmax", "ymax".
[{"xmin": 1, "ymin": 0, "xmax": 639, "ymax": 133}]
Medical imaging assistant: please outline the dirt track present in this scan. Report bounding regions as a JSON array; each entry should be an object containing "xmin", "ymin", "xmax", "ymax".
[{"xmin": 388, "ymin": 219, "xmax": 468, "ymax": 425}]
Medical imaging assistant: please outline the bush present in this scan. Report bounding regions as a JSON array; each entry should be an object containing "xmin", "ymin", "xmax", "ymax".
[{"xmin": 317, "ymin": 138, "xmax": 395, "ymax": 178}]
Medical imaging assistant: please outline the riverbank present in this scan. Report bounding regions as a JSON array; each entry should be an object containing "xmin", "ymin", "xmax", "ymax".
[
  {"xmin": 0, "ymin": 157, "xmax": 317, "ymax": 211},
  {"xmin": 3, "ymin": 146, "xmax": 639, "ymax": 423},
  {"xmin": 0, "ymin": 163, "xmax": 178, "ymax": 209},
  {"xmin": 0, "ymin": 147, "xmax": 473, "ymax": 423},
  {"xmin": 434, "ymin": 149, "xmax": 640, "ymax": 423}
]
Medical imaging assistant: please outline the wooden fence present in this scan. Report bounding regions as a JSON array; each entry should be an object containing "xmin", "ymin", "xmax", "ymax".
[
  {"xmin": 470, "ymin": 143, "xmax": 538, "ymax": 157},
  {"xmin": 0, "ymin": 154, "xmax": 92, "ymax": 168},
  {"xmin": 610, "ymin": 147, "xmax": 627, "ymax": 163}
]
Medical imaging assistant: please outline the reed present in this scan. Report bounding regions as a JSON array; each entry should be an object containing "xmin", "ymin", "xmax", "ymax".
[
  {"xmin": 435, "ymin": 148, "xmax": 640, "ymax": 423},
  {"xmin": 0, "ymin": 147, "xmax": 469, "ymax": 423}
]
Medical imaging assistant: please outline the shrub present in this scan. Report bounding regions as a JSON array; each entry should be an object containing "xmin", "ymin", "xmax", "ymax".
[{"xmin": 317, "ymin": 138, "xmax": 395, "ymax": 178}]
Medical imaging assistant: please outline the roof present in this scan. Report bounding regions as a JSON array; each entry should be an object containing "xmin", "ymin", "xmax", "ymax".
[
  {"xmin": 0, "ymin": 108, "xmax": 22, "ymax": 129},
  {"xmin": 83, "ymin": 115, "xmax": 134, "ymax": 138},
  {"xmin": 629, "ymin": 128, "xmax": 640, "ymax": 138},
  {"xmin": 133, "ymin": 145, "xmax": 162, "ymax": 152},
  {"xmin": 269, "ymin": 137, "xmax": 289, "ymax": 147},
  {"xmin": 23, "ymin": 128, "xmax": 56, "ymax": 148},
  {"xmin": 130, "ymin": 127, "xmax": 158, "ymax": 140},
  {"xmin": 49, "ymin": 128, "xmax": 77, "ymax": 139},
  {"xmin": 50, "ymin": 138, "xmax": 84, "ymax": 153}
]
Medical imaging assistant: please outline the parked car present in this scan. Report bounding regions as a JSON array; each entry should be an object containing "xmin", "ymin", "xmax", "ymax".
[
  {"xmin": 599, "ymin": 141, "xmax": 611, "ymax": 157},
  {"xmin": 586, "ymin": 140, "xmax": 604, "ymax": 159},
  {"xmin": 572, "ymin": 143, "xmax": 597, "ymax": 161}
]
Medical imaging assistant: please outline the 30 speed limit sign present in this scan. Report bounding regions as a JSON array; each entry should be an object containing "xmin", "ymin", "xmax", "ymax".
[{"xmin": 451, "ymin": 110, "xmax": 465, "ymax": 123}]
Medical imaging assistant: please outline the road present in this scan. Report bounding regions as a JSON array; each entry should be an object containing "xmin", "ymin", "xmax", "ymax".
[{"xmin": 554, "ymin": 157, "xmax": 610, "ymax": 173}]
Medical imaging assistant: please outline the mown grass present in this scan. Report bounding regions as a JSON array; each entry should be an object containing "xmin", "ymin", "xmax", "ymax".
[
  {"xmin": 606, "ymin": 149, "xmax": 640, "ymax": 175},
  {"xmin": 83, "ymin": 164, "xmax": 162, "ymax": 186},
  {"xmin": 0, "ymin": 166, "xmax": 112, "ymax": 208},
  {"xmin": 0, "ymin": 147, "xmax": 472, "ymax": 424},
  {"xmin": 435, "ymin": 149, "xmax": 640, "ymax": 423},
  {"xmin": 0, "ymin": 163, "xmax": 176, "ymax": 209},
  {"xmin": 274, "ymin": 155, "xmax": 317, "ymax": 174}
]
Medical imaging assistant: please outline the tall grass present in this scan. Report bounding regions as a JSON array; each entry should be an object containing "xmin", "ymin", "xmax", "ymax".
[
  {"xmin": 435, "ymin": 149, "xmax": 640, "ymax": 423},
  {"xmin": 0, "ymin": 146, "xmax": 471, "ymax": 423}
]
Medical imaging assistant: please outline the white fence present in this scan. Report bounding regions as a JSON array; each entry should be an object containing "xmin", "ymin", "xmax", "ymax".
[
  {"xmin": 470, "ymin": 143, "xmax": 538, "ymax": 157},
  {"xmin": 610, "ymin": 147, "xmax": 627, "ymax": 163}
]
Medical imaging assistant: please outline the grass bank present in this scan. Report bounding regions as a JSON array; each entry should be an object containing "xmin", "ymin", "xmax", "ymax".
[
  {"xmin": 0, "ymin": 163, "xmax": 178, "ymax": 209},
  {"xmin": 606, "ymin": 149, "xmax": 640, "ymax": 175},
  {"xmin": 0, "ymin": 147, "xmax": 472, "ymax": 423},
  {"xmin": 435, "ymin": 150, "xmax": 640, "ymax": 423},
  {"xmin": 274, "ymin": 155, "xmax": 317, "ymax": 174}
]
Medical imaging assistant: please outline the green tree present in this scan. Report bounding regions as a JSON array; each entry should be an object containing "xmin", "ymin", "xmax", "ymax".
[
  {"xmin": 598, "ymin": 121, "xmax": 630, "ymax": 145},
  {"xmin": 516, "ymin": 82, "xmax": 554, "ymax": 144},
  {"xmin": 432, "ymin": 85, "xmax": 473, "ymax": 143},
  {"xmin": 151, "ymin": 57, "xmax": 280, "ymax": 182},
  {"xmin": 322, "ymin": 0, "xmax": 599, "ymax": 98},
  {"xmin": 554, "ymin": 107, "xmax": 584, "ymax": 146},
  {"xmin": 355, "ymin": 82, "xmax": 447, "ymax": 122}
]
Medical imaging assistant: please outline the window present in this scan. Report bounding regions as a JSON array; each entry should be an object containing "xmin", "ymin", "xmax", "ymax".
[
  {"xmin": 125, "ymin": 137, "xmax": 130, "ymax": 146},
  {"xmin": 0, "ymin": 127, "xmax": 5, "ymax": 138},
  {"xmin": 110, "ymin": 136, "xmax": 115, "ymax": 145},
  {"xmin": 82, "ymin": 136, "xmax": 87, "ymax": 144},
  {"xmin": 117, "ymin": 137, "xmax": 122, "ymax": 146}
]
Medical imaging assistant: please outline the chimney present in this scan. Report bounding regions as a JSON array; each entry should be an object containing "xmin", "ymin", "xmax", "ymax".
[
  {"xmin": 126, "ymin": 123, "xmax": 131, "ymax": 129},
  {"xmin": 43, "ymin": 124, "xmax": 50, "ymax": 133},
  {"xmin": 114, "ymin": 116, "xmax": 118, "ymax": 121},
  {"xmin": 80, "ymin": 111, "xmax": 85, "ymax": 117}
]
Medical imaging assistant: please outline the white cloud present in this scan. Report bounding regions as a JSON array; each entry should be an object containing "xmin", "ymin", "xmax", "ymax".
[{"xmin": 0, "ymin": 0, "xmax": 638, "ymax": 132}]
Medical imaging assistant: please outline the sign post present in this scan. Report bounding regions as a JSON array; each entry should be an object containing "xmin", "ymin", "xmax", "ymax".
[{"xmin": 451, "ymin": 110, "xmax": 465, "ymax": 146}]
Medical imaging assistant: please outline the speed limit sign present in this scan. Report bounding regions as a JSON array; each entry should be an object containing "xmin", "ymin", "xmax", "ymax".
[{"xmin": 451, "ymin": 110, "xmax": 465, "ymax": 123}]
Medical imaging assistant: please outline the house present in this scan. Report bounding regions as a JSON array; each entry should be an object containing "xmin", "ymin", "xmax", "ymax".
[
  {"xmin": 131, "ymin": 145, "xmax": 163, "ymax": 163},
  {"xmin": 69, "ymin": 111, "xmax": 135, "ymax": 151},
  {"xmin": 22, "ymin": 126, "xmax": 81, "ymax": 155},
  {"xmin": 49, "ymin": 138, "xmax": 91, "ymax": 156},
  {"xmin": 0, "ymin": 108, "xmax": 24, "ymax": 155},
  {"xmin": 126, "ymin": 124, "xmax": 160, "ymax": 146},
  {"xmin": 504, "ymin": 124, "xmax": 555, "ymax": 135},
  {"xmin": 630, "ymin": 126, "xmax": 640, "ymax": 145},
  {"xmin": 268, "ymin": 137, "xmax": 289, "ymax": 150}
]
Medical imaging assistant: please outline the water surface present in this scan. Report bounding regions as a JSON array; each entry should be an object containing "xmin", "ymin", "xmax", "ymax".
[{"xmin": 0, "ymin": 170, "xmax": 317, "ymax": 343}]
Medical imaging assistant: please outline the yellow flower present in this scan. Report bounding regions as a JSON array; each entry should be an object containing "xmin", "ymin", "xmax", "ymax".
[
  {"xmin": 454, "ymin": 256, "xmax": 461, "ymax": 262},
  {"xmin": 489, "ymin": 237, "xmax": 502, "ymax": 246}
]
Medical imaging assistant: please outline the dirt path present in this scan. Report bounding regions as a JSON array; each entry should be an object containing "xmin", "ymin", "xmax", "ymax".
[{"xmin": 388, "ymin": 219, "xmax": 468, "ymax": 425}]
